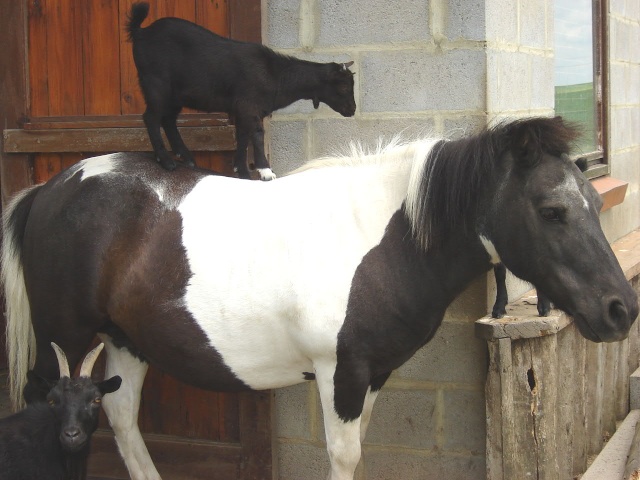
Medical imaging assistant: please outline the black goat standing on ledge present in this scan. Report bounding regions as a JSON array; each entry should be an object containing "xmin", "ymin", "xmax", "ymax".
[
  {"xmin": 126, "ymin": 2, "xmax": 357, "ymax": 178},
  {"xmin": 0, "ymin": 343, "xmax": 121, "ymax": 480}
]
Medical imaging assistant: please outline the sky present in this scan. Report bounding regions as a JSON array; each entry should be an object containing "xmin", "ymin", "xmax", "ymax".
[{"xmin": 554, "ymin": 0, "xmax": 594, "ymax": 87}]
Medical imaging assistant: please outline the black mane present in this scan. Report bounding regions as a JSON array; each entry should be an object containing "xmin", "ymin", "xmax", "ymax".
[{"xmin": 406, "ymin": 116, "xmax": 581, "ymax": 249}]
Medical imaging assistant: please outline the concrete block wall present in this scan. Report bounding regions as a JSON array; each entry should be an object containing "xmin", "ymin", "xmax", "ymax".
[
  {"xmin": 600, "ymin": 0, "xmax": 640, "ymax": 242},
  {"xmin": 264, "ymin": 1, "xmax": 557, "ymax": 479}
]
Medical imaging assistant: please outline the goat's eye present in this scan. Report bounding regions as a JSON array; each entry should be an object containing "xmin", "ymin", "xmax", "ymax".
[
  {"xmin": 48, "ymin": 399, "xmax": 56, "ymax": 406},
  {"xmin": 539, "ymin": 207, "xmax": 561, "ymax": 222},
  {"xmin": 93, "ymin": 397, "xmax": 102, "ymax": 404}
]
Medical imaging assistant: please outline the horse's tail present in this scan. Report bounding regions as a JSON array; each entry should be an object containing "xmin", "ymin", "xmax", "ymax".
[{"xmin": 2, "ymin": 185, "xmax": 41, "ymax": 410}]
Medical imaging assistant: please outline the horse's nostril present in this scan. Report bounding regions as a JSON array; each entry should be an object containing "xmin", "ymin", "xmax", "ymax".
[{"xmin": 608, "ymin": 300, "xmax": 628, "ymax": 324}]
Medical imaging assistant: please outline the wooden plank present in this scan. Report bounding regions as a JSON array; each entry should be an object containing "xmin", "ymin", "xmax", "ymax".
[
  {"xmin": 27, "ymin": 0, "xmax": 49, "ymax": 117},
  {"xmin": 238, "ymin": 391, "xmax": 273, "ymax": 480},
  {"xmin": 46, "ymin": 0, "xmax": 84, "ymax": 116},
  {"xmin": 23, "ymin": 113, "xmax": 229, "ymax": 130},
  {"xmin": 556, "ymin": 326, "xmax": 576, "ymax": 479},
  {"xmin": 530, "ymin": 334, "xmax": 559, "ymax": 480},
  {"xmin": 4, "ymin": 126, "xmax": 236, "ymax": 153},
  {"xmin": 82, "ymin": 0, "xmax": 121, "ymax": 115},
  {"xmin": 229, "ymin": 0, "xmax": 261, "ymax": 42},
  {"xmin": 119, "ymin": 0, "xmax": 147, "ymax": 114},
  {"xmin": 572, "ymin": 329, "xmax": 589, "ymax": 474},
  {"xmin": 88, "ymin": 430, "xmax": 242, "ymax": 480},
  {"xmin": 198, "ymin": 0, "xmax": 230, "ymax": 36},
  {"xmin": 506, "ymin": 339, "xmax": 537, "ymax": 479},
  {"xmin": 0, "ymin": 1, "xmax": 32, "ymax": 207},
  {"xmin": 485, "ymin": 338, "xmax": 509, "ymax": 480}
]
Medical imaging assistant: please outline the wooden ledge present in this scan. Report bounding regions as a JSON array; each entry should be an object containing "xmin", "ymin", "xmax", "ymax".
[
  {"xmin": 475, "ymin": 228, "xmax": 640, "ymax": 341},
  {"xmin": 592, "ymin": 176, "xmax": 629, "ymax": 212}
]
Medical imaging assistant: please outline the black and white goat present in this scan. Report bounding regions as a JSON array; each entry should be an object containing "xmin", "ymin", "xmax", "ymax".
[
  {"xmin": 126, "ymin": 2, "xmax": 357, "ymax": 178},
  {"xmin": 0, "ymin": 343, "xmax": 121, "ymax": 480}
]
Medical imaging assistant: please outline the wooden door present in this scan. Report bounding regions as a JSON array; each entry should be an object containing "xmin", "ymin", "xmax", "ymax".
[{"xmin": 0, "ymin": 2, "xmax": 272, "ymax": 479}]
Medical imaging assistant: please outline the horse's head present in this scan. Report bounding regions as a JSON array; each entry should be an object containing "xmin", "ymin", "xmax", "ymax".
[{"xmin": 481, "ymin": 117, "xmax": 638, "ymax": 342}]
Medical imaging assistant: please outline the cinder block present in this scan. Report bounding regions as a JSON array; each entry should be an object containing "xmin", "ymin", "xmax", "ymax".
[
  {"xmin": 519, "ymin": 0, "xmax": 547, "ymax": 48},
  {"xmin": 630, "ymin": 366, "xmax": 640, "ymax": 410},
  {"xmin": 277, "ymin": 441, "xmax": 330, "ymax": 480},
  {"xmin": 364, "ymin": 389, "xmax": 438, "ymax": 449},
  {"xmin": 363, "ymin": 450, "xmax": 486, "ymax": 480},
  {"xmin": 445, "ymin": 0, "xmax": 485, "ymax": 41},
  {"xmin": 316, "ymin": 0, "xmax": 430, "ymax": 47},
  {"xmin": 530, "ymin": 55, "xmax": 554, "ymax": 110},
  {"xmin": 443, "ymin": 389, "xmax": 486, "ymax": 453},
  {"xmin": 486, "ymin": 50, "xmax": 532, "ymax": 112},
  {"xmin": 268, "ymin": 119, "xmax": 307, "ymax": 176},
  {"xmin": 485, "ymin": 0, "xmax": 518, "ymax": 43},
  {"xmin": 275, "ymin": 382, "xmax": 315, "ymax": 440},
  {"xmin": 442, "ymin": 114, "xmax": 486, "ymax": 139},
  {"xmin": 396, "ymin": 321, "xmax": 488, "ymax": 384},
  {"xmin": 310, "ymin": 117, "xmax": 437, "ymax": 159},
  {"xmin": 361, "ymin": 49, "xmax": 486, "ymax": 113},
  {"xmin": 265, "ymin": 0, "xmax": 302, "ymax": 49}
]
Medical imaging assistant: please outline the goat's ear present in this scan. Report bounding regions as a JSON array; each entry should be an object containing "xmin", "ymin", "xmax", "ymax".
[
  {"xmin": 312, "ymin": 97, "xmax": 320, "ymax": 109},
  {"xmin": 98, "ymin": 375, "xmax": 122, "ymax": 395},
  {"xmin": 26, "ymin": 371, "xmax": 56, "ymax": 395}
]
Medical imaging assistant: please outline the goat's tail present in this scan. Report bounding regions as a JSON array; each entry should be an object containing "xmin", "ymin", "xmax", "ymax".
[
  {"xmin": 126, "ymin": 1, "xmax": 150, "ymax": 41},
  {"xmin": 2, "ymin": 185, "xmax": 41, "ymax": 411}
]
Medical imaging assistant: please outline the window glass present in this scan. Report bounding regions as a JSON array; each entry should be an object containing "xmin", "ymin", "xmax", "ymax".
[{"xmin": 554, "ymin": 0, "xmax": 598, "ymax": 154}]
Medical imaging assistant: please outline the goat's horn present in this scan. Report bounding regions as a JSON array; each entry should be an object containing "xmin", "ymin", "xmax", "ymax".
[
  {"xmin": 79, "ymin": 343, "xmax": 104, "ymax": 378},
  {"xmin": 51, "ymin": 342, "xmax": 71, "ymax": 378},
  {"xmin": 342, "ymin": 61, "xmax": 354, "ymax": 69}
]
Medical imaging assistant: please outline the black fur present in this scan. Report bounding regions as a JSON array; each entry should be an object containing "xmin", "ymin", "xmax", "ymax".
[{"xmin": 126, "ymin": 2, "xmax": 356, "ymax": 175}]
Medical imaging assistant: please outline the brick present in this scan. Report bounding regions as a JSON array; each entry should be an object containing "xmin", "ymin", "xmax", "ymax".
[
  {"xmin": 361, "ymin": 49, "xmax": 486, "ymax": 112},
  {"xmin": 443, "ymin": 389, "xmax": 486, "ymax": 453},
  {"xmin": 363, "ymin": 450, "xmax": 485, "ymax": 480},
  {"xmin": 520, "ymin": 0, "xmax": 548, "ymax": 48},
  {"xmin": 277, "ymin": 441, "xmax": 330, "ymax": 480},
  {"xmin": 396, "ymin": 321, "xmax": 488, "ymax": 384},
  {"xmin": 275, "ymin": 382, "xmax": 315, "ymax": 440},
  {"xmin": 316, "ymin": 0, "xmax": 430, "ymax": 47},
  {"xmin": 310, "ymin": 117, "xmax": 437, "ymax": 158},
  {"xmin": 364, "ymin": 389, "xmax": 438, "ymax": 449},
  {"xmin": 445, "ymin": 0, "xmax": 485, "ymax": 41},
  {"xmin": 268, "ymin": 119, "xmax": 307, "ymax": 176},
  {"xmin": 265, "ymin": 0, "xmax": 302, "ymax": 49},
  {"xmin": 485, "ymin": 0, "xmax": 518, "ymax": 43}
]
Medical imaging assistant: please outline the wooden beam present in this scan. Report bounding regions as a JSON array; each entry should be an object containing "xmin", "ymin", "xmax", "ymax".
[
  {"xmin": 21, "ymin": 114, "xmax": 230, "ymax": 130},
  {"xmin": 3, "ymin": 126, "xmax": 236, "ymax": 153}
]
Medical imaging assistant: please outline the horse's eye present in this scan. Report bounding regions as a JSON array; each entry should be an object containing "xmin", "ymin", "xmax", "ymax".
[{"xmin": 540, "ymin": 208, "xmax": 561, "ymax": 222}]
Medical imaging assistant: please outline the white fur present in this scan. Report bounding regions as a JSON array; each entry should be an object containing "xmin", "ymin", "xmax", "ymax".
[
  {"xmin": 65, "ymin": 153, "xmax": 122, "ymax": 182},
  {"xmin": 98, "ymin": 335, "xmax": 161, "ymax": 480},
  {"xmin": 556, "ymin": 173, "xmax": 590, "ymax": 210},
  {"xmin": 257, "ymin": 167, "xmax": 276, "ymax": 181},
  {"xmin": 177, "ymin": 150, "xmax": 427, "ymax": 390},
  {"xmin": 479, "ymin": 235, "xmax": 502, "ymax": 265}
]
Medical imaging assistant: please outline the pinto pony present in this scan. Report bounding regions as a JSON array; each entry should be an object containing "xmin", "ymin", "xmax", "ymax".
[{"xmin": 2, "ymin": 117, "xmax": 637, "ymax": 480}]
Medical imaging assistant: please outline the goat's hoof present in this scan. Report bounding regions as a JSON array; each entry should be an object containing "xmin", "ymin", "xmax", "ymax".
[
  {"xmin": 491, "ymin": 307, "xmax": 506, "ymax": 319},
  {"xmin": 157, "ymin": 157, "xmax": 177, "ymax": 171},
  {"xmin": 258, "ymin": 168, "xmax": 276, "ymax": 181}
]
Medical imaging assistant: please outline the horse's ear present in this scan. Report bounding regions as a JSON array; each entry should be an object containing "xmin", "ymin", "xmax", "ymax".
[
  {"xmin": 575, "ymin": 157, "xmax": 588, "ymax": 172},
  {"xmin": 510, "ymin": 125, "xmax": 541, "ymax": 168}
]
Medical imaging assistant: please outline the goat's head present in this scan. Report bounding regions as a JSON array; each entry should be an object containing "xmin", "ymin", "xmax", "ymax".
[
  {"xmin": 26, "ymin": 343, "xmax": 121, "ymax": 453},
  {"xmin": 314, "ymin": 61, "xmax": 356, "ymax": 117}
]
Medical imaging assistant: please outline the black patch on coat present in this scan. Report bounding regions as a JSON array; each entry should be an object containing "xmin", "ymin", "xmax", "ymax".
[
  {"xmin": 333, "ymin": 209, "xmax": 491, "ymax": 421},
  {"xmin": 302, "ymin": 372, "xmax": 316, "ymax": 381}
]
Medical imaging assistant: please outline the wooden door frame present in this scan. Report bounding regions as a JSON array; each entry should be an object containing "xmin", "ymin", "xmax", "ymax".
[{"xmin": 0, "ymin": 2, "xmax": 274, "ymax": 479}]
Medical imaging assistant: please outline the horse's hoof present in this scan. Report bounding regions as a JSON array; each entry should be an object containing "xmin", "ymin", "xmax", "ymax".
[{"xmin": 258, "ymin": 168, "xmax": 276, "ymax": 181}]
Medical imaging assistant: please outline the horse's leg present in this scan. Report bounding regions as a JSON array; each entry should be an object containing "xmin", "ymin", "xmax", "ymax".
[
  {"xmin": 315, "ymin": 361, "xmax": 367, "ymax": 480},
  {"xmin": 492, "ymin": 263, "xmax": 508, "ymax": 318},
  {"xmin": 537, "ymin": 290, "xmax": 552, "ymax": 317},
  {"xmin": 161, "ymin": 107, "xmax": 195, "ymax": 167},
  {"xmin": 359, "ymin": 372, "xmax": 391, "ymax": 442},
  {"xmin": 98, "ymin": 334, "xmax": 161, "ymax": 480}
]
